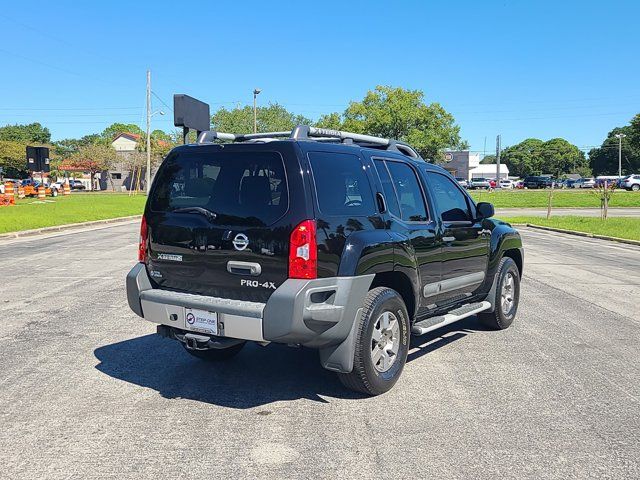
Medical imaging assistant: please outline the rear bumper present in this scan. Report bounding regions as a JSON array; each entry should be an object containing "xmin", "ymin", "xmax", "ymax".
[{"xmin": 126, "ymin": 263, "xmax": 374, "ymax": 372}]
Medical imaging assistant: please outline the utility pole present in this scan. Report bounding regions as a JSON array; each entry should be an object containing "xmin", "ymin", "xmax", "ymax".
[
  {"xmin": 145, "ymin": 70, "xmax": 151, "ymax": 194},
  {"xmin": 496, "ymin": 134, "xmax": 501, "ymax": 189},
  {"xmin": 615, "ymin": 133, "xmax": 626, "ymax": 178},
  {"xmin": 253, "ymin": 88, "xmax": 261, "ymax": 133}
]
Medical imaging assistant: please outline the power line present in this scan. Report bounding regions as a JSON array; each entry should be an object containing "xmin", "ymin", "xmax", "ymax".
[{"xmin": 151, "ymin": 91, "xmax": 173, "ymax": 112}]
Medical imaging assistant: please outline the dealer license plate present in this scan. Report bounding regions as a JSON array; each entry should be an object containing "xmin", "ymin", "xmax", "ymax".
[{"xmin": 184, "ymin": 308, "xmax": 218, "ymax": 335}]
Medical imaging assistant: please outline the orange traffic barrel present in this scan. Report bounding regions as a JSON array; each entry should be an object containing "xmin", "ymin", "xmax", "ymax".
[
  {"xmin": 37, "ymin": 186, "xmax": 46, "ymax": 199},
  {"xmin": 63, "ymin": 181, "xmax": 71, "ymax": 195},
  {"xmin": 4, "ymin": 182, "xmax": 15, "ymax": 197},
  {"xmin": 17, "ymin": 186, "xmax": 25, "ymax": 199}
]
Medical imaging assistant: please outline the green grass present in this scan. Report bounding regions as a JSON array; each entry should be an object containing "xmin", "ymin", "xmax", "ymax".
[
  {"xmin": 501, "ymin": 216, "xmax": 640, "ymax": 241},
  {"xmin": 470, "ymin": 189, "xmax": 640, "ymax": 208},
  {"xmin": 0, "ymin": 193, "xmax": 146, "ymax": 234}
]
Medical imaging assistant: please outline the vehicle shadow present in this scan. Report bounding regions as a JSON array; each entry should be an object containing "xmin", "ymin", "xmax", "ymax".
[
  {"xmin": 408, "ymin": 316, "xmax": 492, "ymax": 363},
  {"xmin": 94, "ymin": 334, "xmax": 366, "ymax": 408},
  {"xmin": 94, "ymin": 317, "xmax": 489, "ymax": 409}
]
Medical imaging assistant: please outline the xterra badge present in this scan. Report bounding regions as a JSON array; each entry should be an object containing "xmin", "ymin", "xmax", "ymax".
[{"xmin": 158, "ymin": 253, "xmax": 182, "ymax": 262}]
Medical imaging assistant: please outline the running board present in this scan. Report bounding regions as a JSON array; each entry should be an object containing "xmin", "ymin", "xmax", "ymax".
[{"xmin": 411, "ymin": 301, "xmax": 491, "ymax": 336}]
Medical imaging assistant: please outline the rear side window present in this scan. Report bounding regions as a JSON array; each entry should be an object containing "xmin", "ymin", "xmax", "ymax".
[
  {"xmin": 426, "ymin": 173, "xmax": 472, "ymax": 222},
  {"xmin": 150, "ymin": 150, "xmax": 288, "ymax": 226},
  {"xmin": 308, "ymin": 152, "xmax": 375, "ymax": 216},
  {"xmin": 385, "ymin": 161, "xmax": 428, "ymax": 222},
  {"xmin": 373, "ymin": 160, "xmax": 401, "ymax": 218}
]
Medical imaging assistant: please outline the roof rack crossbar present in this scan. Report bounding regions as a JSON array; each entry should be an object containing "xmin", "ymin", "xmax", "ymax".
[
  {"xmin": 304, "ymin": 127, "xmax": 391, "ymax": 146},
  {"xmin": 196, "ymin": 125, "xmax": 422, "ymax": 160},
  {"xmin": 197, "ymin": 131, "xmax": 237, "ymax": 143}
]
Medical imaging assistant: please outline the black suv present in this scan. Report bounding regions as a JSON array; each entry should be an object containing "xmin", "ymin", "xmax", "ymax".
[
  {"xmin": 127, "ymin": 125, "xmax": 524, "ymax": 395},
  {"xmin": 523, "ymin": 176, "xmax": 554, "ymax": 189}
]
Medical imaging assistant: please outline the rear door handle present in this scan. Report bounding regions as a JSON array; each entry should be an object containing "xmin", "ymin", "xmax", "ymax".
[
  {"xmin": 442, "ymin": 236, "xmax": 456, "ymax": 243},
  {"xmin": 227, "ymin": 261, "xmax": 261, "ymax": 276}
]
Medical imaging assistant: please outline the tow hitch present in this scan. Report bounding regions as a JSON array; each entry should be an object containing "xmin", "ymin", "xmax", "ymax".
[{"xmin": 157, "ymin": 325, "xmax": 244, "ymax": 350}]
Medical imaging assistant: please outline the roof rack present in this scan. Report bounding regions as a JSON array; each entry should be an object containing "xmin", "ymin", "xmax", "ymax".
[{"xmin": 196, "ymin": 125, "xmax": 422, "ymax": 160}]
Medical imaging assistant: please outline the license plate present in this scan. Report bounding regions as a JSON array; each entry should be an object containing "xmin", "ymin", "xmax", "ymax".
[{"xmin": 184, "ymin": 308, "xmax": 218, "ymax": 335}]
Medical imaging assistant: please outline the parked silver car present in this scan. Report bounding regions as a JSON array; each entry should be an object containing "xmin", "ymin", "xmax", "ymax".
[
  {"xmin": 470, "ymin": 177, "xmax": 491, "ymax": 189},
  {"xmin": 621, "ymin": 174, "xmax": 640, "ymax": 191},
  {"xmin": 573, "ymin": 178, "xmax": 596, "ymax": 189},
  {"xmin": 455, "ymin": 177, "xmax": 470, "ymax": 189}
]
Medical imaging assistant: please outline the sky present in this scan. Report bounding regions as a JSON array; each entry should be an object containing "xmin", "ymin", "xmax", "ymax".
[{"xmin": 0, "ymin": 0, "xmax": 638, "ymax": 154}]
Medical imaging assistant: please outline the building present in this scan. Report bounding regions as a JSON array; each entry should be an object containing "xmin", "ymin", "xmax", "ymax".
[
  {"xmin": 105, "ymin": 132, "xmax": 170, "ymax": 191},
  {"xmin": 112, "ymin": 132, "xmax": 141, "ymax": 152},
  {"xmin": 442, "ymin": 151, "xmax": 510, "ymax": 180},
  {"xmin": 106, "ymin": 132, "xmax": 142, "ymax": 191}
]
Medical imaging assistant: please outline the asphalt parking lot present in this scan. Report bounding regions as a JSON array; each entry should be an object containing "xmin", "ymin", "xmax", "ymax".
[{"xmin": 0, "ymin": 222, "xmax": 638, "ymax": 479}]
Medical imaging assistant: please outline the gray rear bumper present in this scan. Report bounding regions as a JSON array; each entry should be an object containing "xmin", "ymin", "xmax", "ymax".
[{"xmin": 126, "ymin": 263, "xmax": 373, "ymax": 372}]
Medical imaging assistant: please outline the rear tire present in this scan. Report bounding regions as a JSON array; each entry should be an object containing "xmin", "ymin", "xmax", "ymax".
[
  {"xmin": 632, "ymin": 184, "xmax": 639, "ymax": 192},
  {"xmin": 182, "ymin": 341, "xmax": 246, "ymax": 361},
  {"xmin": 338, "ymin": 287, "xmax": 410, "ymax": 396},
  {"xmin": 479, "ymin": 257, "xmax": 520, "ymax": 330}
]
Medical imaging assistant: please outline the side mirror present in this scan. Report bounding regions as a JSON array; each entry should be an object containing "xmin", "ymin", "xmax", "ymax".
[{"xmin": 476, "ymin": 202, "xmax": 495, "ymax": 219}]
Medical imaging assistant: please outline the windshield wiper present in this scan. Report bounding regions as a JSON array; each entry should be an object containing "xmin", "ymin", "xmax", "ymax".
[{"xmin": 173, "ymin": 207, "xmax": 217, "ymax": 222}]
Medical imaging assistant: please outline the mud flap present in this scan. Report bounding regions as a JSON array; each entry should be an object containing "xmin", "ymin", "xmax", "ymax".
[{"xmin": 318, "ymin": 307, "xmax": 363, "ymax": 373}]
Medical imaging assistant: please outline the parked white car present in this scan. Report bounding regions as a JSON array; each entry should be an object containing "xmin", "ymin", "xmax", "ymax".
[{"xmin": 499, "ymin": 179, "xmax": 515, "ymax": 189}]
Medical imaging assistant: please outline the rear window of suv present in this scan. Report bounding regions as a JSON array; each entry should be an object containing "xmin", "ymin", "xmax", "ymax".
[{"xmin": 150, "ymin": 150, "xmax": 288, "ymax": 226}]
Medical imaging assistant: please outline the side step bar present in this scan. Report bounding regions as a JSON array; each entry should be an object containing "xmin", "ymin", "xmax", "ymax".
[{"xmin": 411, "ymin": 301, "xmax": 491, "ymax": 336}]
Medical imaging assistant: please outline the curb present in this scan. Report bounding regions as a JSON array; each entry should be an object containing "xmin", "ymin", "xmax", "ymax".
[
  {"xmin": 0, "ymin": 215, "xmax": 142, "ymax": 240},
  {"xmin": 519, "ymin": 223, "xmax": 640, "ymax": 246}
]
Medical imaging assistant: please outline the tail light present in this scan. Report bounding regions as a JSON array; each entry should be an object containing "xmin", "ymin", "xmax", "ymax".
[
  {"xmin": 288, "ymin": 220, "xmax": 317, "ymax": 279},
  {"xmin": 138, "ymin": 216, "xmax": 148, "ymax": 262}
]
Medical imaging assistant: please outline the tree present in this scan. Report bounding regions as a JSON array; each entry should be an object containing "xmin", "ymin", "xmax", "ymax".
[
  {"xmin": 315, "ymin": 112, "xmax": 343, "ymax": 130},
  {"xmin": 99, "ymin": 123, "xmax": 144, "ymax": 143},
  {"xmin": 318, "ymin": 86, "xmax": 467, "ymax": 160},
  {"xmin": 0, "ymin": 140, "xmax": 27, "ymax": 176},
  {"xmin": 589, "ymin": 115, "xmax": 640, "ymax": 175},
  {"xmin": 500, "ymin": 138, "xmax": 587, "ymax": 177},
  {"xmin": 0, "ymin": 123, "xmax": 51, "ymax": 144},
  {"xmin": 212, "ymin": 103, "xmax": 311, "ymax": 134},
  {"xmin": 499, "ymin": 138, "xmax": 545, "ymax": 177},
  {"xmin": 52, "ymin": 134, "xmax": 100, "ymax": 157},
  {"xmin": 66, "ymin": 144, "xmax": 118, "ymax": 190},
  {"xmin": 151, "ymin": 129, "xmax": 171, "ymax": 143},
  {"xmin": 480, "ymin": 154, "xmax": 496, "ymax": 164},
  {"xmin": 539, "ymin": 138, "xmax": 588, "ymax": 177}
]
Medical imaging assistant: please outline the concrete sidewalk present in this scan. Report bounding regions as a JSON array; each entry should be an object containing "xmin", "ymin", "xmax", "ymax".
[{"xmin": 496, "ymin": 207, "xmax": 640, "ymax": 217}]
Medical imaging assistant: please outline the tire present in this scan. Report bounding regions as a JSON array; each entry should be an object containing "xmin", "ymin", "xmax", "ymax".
[
  {"xmin": 479, "ymin": 257, "xmax": 520, "ymax": 330},
  {"xmin": 182, "ymin": 341, "xmax": 246, "ymax": 361},
  {"xmin": 338, "ymin": 287, "xmax": 410, "ymax": 396},
  {"xmin": 632, "ymin": 184, "xmax": 640, "ymax": 192},
  {"xmin": 51, "ymin": 188, "xmax": 58, "ymax": 197}
]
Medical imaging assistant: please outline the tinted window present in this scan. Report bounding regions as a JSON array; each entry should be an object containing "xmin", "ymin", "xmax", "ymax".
[
  {"xmin": 427, "ymin": 173, "xmax": 472, "ymax": 222},
  {"xmin": 373, "ymin": 159, "xmax": 401, "ymax": 218},
  {"xmin": 150, "ymin": 150, "xmax": 288, "ymax": 226},
  {"xmin": 309, "ymin": 152, "xmax": 374, "ymax": 216},
  {"xmin": 385, "ymin": 161, "xmax": 428, "ymax": 221}
]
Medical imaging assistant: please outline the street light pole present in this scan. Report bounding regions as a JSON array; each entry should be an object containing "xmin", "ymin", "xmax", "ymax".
[
  {"xmin": 146, "ymin": 70, "xmax": 151, "ymax": 194},
  {"xmin": 253, "ymin": 88, "xmax": 261, "ymax": 134},
  {"xmin": 615, "ymin": 133, "xmax": 626, "ymax": 178}
]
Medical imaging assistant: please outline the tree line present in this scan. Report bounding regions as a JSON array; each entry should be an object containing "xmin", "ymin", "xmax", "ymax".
[{"xmin": 1, "ymin": 86, "xmax": 639, "ymax": 179}]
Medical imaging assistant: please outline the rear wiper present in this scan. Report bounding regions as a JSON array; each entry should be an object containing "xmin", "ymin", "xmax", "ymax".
[{"xmin": 173, "ymin": 207, "xmax": 217, "ymax": 222}]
